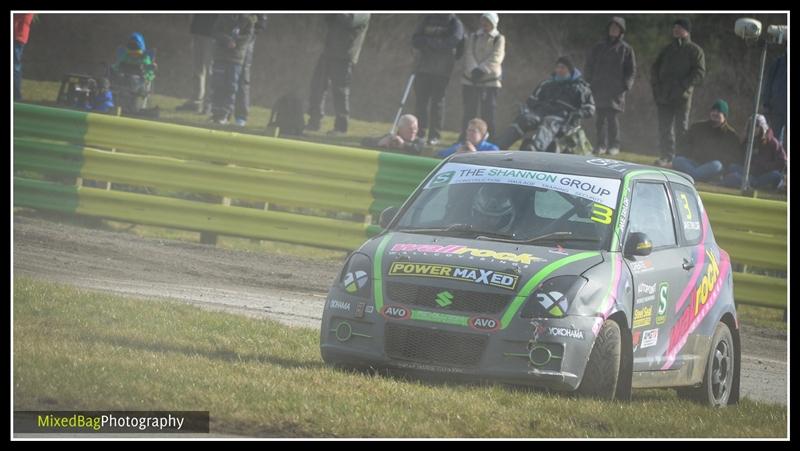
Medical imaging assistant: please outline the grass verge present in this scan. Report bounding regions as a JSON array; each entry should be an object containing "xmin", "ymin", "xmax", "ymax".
[{"xmin": 14, "ymin": 277, "xmax": 786, "ymax": 438}]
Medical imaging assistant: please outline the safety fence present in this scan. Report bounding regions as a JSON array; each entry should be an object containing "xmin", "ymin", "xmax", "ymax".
[{"xmin": 13, "ymin": 103, "xmax": 787, "ymax": 309}]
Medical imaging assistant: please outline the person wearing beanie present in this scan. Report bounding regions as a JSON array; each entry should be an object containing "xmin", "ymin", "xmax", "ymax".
[
  {"xmin": 460, "ymin": 13, "xmax": 506, "ymax": 142},
  {"xmin": 584, "ymin": 16, "xmax": 636, "ymax": 156},
  {"xmin": 671, "ymin": 99, "xmax": 742, "ymax": 183},
  {"xmin": 651, "ymin": 17, "xmax": 706, "ymax": 167},
  {"xmin": 494, "ymin": 56, "xmax": 595, "ymax": 151},
  {"xmin": 722, "ymin": 114, "xmax": 787, "ymax": 190}
]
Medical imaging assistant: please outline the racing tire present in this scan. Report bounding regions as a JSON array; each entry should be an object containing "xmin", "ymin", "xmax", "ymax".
[
  {"xmin": 578, "ymin": 318, "xmax": 621, "ymax": 400},
  {"xmin": 677, "ymin": 322, "xmax": 735, "ymax": 407}
]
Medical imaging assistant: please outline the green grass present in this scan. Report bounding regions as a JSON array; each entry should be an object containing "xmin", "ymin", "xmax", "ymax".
[{"xmin": 14, "ymin": 277, "xmax": 787, "ymax": 438}]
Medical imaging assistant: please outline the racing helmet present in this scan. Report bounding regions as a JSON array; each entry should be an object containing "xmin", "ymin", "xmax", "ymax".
[{"xmin": 471, "ymin": 184, "xmax": 517, "ymax": 232}]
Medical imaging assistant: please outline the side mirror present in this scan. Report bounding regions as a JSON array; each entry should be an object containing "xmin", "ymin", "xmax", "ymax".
[
  {"xmin": 379, "ymin": 206, "xmax": 399, "ymax": 229},
  {"xmin": 624, "ymin": 232, "xmax": 653, "ymax": 258}
]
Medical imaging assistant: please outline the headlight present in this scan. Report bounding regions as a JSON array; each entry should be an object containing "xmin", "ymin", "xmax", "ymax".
[
  {"xmin": 520, "ymin": 275, "xmax": 588, "ymax": 318},
  {"xmin": 340, "ymin": 252, "xmax": 372, "ymax": 297}
]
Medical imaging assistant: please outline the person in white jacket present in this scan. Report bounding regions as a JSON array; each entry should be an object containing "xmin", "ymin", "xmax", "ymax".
[{"xmin": 459, "ymin": 13, "xmax": 505, "ymax": 142}]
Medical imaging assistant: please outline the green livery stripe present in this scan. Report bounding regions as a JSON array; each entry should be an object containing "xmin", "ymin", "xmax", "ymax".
[
  {"xmin": 410, "ymin": 310, "xmax": 470, "ymax": 326},
  {"xmin": 500, "ymin": 251, "xmax": 600, "ymax": 329},
  {"xmin": 373, "ymin": 234, "xmax": 394, "ymax": 310}
]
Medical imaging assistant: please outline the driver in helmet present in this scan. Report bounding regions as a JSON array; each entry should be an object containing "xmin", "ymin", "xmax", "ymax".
[{"xmin": 471, "ymin": 184, "xmax": 517, "ymax": 233}]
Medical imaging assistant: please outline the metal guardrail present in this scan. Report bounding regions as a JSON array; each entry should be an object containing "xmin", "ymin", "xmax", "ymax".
[{"xmin": 13, "ymin": 103, "xmax": 787, "ymax": 310}]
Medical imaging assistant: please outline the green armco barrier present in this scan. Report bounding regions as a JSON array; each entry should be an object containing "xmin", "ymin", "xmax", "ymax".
[
  {"xmin": 700, "ymin": 191, "xmax": 787, "ymax": 235},
  {"xmin": 714, "ymin": 228, "xmax": 787, "ymax": 270},
  {"xmin": 15, "ymin": 177, "xmax": 371, "ymax": 250},
  {"xmin": 15, "ymin": 138, "xmax": 376, "ymax": 215},
  {"xmin": 732, "ymin": 272, "xmax": 787, "ymax": 309}
]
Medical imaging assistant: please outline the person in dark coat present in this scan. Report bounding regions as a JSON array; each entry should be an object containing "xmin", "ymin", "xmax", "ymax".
[
  {"xmin": 412, "ymin": 14, "xmax": 465, "ymax": 146},
  {"xmin": 232, "ymin": 14, "xmax": 267, "ymax": 127},
  {"xmin": 306, "ymin": 14, "xmax": 371, "ymax": 135},
  {"xmin": 176, "ymin": 14, "xmax": 219, "ymax": 114},
  {"xmin": 584, "ymin": 16, "xmax": 636, "ymax": 156},
  {"xmin": 762, "ymin": 53, "xmax": 787, "ymax": 148},
  {"xmin": 651, "ymin": 18, "xmax": 706, "ymax": 166},
  {"xmin": 672, "ymin": 99, "xmax": 742, "ymax": 182},
  {"xmin": 495, "ymin": 56, "xmax": 595, "ymax": 152},
  {"xmin": 723, "ymin": 114, "xmax": 786, "ymax": 190},
  {"xmin": 210, "ymin": 14, "xmax": 258, "ymax": 124}
]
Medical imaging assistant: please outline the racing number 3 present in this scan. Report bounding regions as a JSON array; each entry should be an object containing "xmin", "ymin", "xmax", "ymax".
[
  {"xmin": 591, "ymin": 203, "xmax": 614, "ymax": 225},
  {"xmin": 679, "ymin": 193, "xmax": 693, "ymax": 220}
]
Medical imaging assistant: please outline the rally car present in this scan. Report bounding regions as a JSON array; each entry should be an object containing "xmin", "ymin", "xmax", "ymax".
[{"xmin": 320, "ymin": 152, "xmax": 740, "ymax": 406}]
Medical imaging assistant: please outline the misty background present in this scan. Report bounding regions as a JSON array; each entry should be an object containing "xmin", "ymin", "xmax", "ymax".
[{"xmin": 20, "ymin": 13, "xmax": 787, "ymax": 154}]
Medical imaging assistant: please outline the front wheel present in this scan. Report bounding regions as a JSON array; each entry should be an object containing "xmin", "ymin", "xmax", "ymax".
[
  {"xmin": 578, "ymin": 318, "xmax": 621, "ymax": 399},
  {"xmin": 678, "ymin": 322, "xmax": 735, "ymax": 407}
]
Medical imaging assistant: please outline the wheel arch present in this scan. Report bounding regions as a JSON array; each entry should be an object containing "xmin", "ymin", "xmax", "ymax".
[
  {"xmin": 608, "ymin": 311, "xmax": 632, "ymax": 401},
  {"xmin": 719, "ymin": 312, "xmax": 741, "ymax": 405}
]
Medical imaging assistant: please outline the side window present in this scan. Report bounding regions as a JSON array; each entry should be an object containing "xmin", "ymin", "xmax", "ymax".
[
  {"xmin": 670, "ymin": 183, "xmax": 702, "ymax": 245},
  {"xmin": 627, "ymin": 182, "xmax": 677, "ymax": 248}
]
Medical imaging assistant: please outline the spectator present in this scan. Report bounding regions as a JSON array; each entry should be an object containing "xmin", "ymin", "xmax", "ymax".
[
  {"xmin": 361, "ymin": 114, "xmax": 426, "ymax": 155},
  {"xmin": 209, "ymin": 14, "xmax": 258, "ymax": 125},
  {"xmin": 80, "ymin": 78, "xmax": 114, "ymax": 113},
  {"xmin": 232, "ymin": 14, "xmax": 268, "ymax": 127},
  {"xmin": 723, "ymin": 114, "xmax": 786, "ymax": 191},
  {"xmin": 460, "ymin": 13, "xmax": 505, "ymax": 142},
  {"xmin": 13, "ymin": 13, "xmax": 34, "ymax": 101},
  {"xmin": 584, "ymin": 16, "xmax": 636, "ymax": 156},
  {"xmin": 112, "ymin": 32, "xmax": 156, "ymax": 83},
  {"xmin": 672, "ymin": 99, "xmax": 742, "ymax": 182},
  {"xmin": 176, "ymin": 14, "xmax": 219, "ymax": 114},
  {"xmin": 495, "ymin": 56, "xmax": 595, "ymax": 151},
  {"xmin": 651, "ymin": 18, "xmax": 706, "ymax": 167},
  {"xmin": 306, "ymin": 14, "xmax": 371, "ymax": 136},
  {"xmin": 439, "ymin": 118, "xmax": 499, "ymax": 158},
  {"xmin": 412, "ymin": 14, "xmax": 465, "ymax": 146},
  {"xmin": 762, "ymin": 53, "xmax": 787, "ymax": 148}
]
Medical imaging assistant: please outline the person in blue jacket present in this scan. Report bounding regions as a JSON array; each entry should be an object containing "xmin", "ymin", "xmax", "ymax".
[{"xmin": 438, "ymin": 118, "xmax": 499, "ymax": 157}]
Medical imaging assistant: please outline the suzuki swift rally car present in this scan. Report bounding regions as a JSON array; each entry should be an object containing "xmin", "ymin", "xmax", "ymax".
[{"xmin": 321, "ymin": 152, "xmax": 740, "ymax": 406}]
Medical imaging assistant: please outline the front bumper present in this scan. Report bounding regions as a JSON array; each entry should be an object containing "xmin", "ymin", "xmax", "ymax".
[{"xmin": 320, "ymin": 289, "xmax": 600, "ymax": 391}]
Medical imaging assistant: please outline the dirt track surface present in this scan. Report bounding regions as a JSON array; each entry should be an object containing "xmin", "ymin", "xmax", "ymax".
[{"xmin": 13, "ymin": 215, "xmax": 787, "ymax": 405}]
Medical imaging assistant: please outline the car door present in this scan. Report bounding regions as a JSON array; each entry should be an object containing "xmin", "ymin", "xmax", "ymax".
[
  {"xmin": 666, "ymin": 181, "xmax": 710, "ymax": 370},
  {"xmin": 623, "ymin": 178, "xmax": 693, "ymax": 372}
]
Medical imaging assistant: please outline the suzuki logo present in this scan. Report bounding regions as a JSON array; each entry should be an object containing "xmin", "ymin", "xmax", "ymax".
[{"xmin": 435, "ymin": 291, "xmax": 454, "ymax": 307}]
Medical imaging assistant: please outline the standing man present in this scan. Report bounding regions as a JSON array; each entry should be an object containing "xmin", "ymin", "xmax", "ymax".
[
  {"xmin": 412, "ymin": 13, "xmax": 465, "ymax": 146},
  {"xmin": 232, "ymin": 14, "xmax": 267, "ymax": 127},
  {"xmin": 14, "ymin": 13, "xmax": 34, "ymax": 101},
  {"xmin": 584, "ymin": 16, "xmax": 636, "ymax": 156},
  {"xmin": 651, "ymin": 18, "xmax": 706, "ymax": 167},
  {"xmin": 306, "ymin": 13, "xmax": 371, "ymax": 136},
  {"xmin": 177, "ymin": 14, "xmax": 219, "ymax": 114},
  {"xmin": 210, "ymin": 14, "xmax": 258, "ymax": 125}
]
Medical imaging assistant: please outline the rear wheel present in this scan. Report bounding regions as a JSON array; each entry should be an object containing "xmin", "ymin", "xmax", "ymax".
[
  {"xmin": 677, "ymin": 322, "xmax": 735, "ymax": 407},
  {"xmin": 578, "ymin": 319, "xmax": 621, "ymax": 399}
]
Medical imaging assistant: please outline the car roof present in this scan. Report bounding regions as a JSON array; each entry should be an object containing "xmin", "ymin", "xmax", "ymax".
[{"xmin": 448, "ymin": 151, "xmax": 693, "ymax": 183}]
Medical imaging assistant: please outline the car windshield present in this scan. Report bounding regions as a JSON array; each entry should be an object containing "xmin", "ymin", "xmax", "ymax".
[{"xmin": 394, "ymin": 162, "xmax": 622, "ymax": 250}]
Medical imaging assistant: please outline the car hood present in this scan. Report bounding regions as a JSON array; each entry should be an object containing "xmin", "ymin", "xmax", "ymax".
[{"xmin": 363, "ymin": 232, "xmax": 605, "ymax": 293}]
